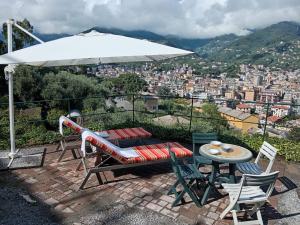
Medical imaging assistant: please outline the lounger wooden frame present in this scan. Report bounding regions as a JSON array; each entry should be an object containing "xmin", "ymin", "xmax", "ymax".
[{"xmin": 79, "ymin": 157, "xmax": 170, "ymax": 190}]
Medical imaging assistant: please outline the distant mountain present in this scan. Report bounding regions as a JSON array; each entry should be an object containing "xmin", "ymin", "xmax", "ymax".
[
  {"xmin": 84, "ymin": 27, "xmax": 210, "ymax": 50},
  {"xmin": 195, "ymin": 34, "xmax": 238, "ymax": 57},
  {"xmin": 33, "ymin": 21, "xmax": 300, "ymax": 69},
  {"xmin": 34, "ymin": 32, "xmax": 70, "ymax": 42},
  {"xmin": 197, "ymin": 21, "xmax": 300, "ymax": 69}
]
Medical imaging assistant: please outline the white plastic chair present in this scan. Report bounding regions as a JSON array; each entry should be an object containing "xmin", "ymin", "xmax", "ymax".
[
  {"xmin": 237, "ymin": 141, "xmax": 277, "ymax": 175},
  {"xmin": 220, "ymin": 171, "xmax": 279, "ymax": 225}
]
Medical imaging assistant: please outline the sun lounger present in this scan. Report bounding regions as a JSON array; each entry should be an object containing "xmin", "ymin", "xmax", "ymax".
[
  {"xmin": 57, "ymin": 116, "xmax": 152, "ymax": 162},
  {"xmin": 79, "ymin": 130, "xmax": 193, "ymax": 189}
]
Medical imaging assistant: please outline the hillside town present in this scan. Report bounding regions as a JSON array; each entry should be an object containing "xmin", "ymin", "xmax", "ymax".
[{"xmin": 86, "ymin": 62, "xmax": 300, "ymax": 137}]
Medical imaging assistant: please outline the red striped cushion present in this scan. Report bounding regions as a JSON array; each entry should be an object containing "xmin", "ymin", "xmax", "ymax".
[
  {"xmin": 85, "ymin": 133, "xmax": 192, "ymax": 164},
  {"xmin": 105, "ymin": 127, "xmax": 152, "ymax": 140},
  {"xmin": 127, "ymin": 142, "xmax": 192, "ymax": 164},
  {"xmin": 63, "ymin": 119, "xmax": 84, "ymax": 133},
  {"xmin": 61, "ymin": 115, "xmax": 151, "ymax": 140}
]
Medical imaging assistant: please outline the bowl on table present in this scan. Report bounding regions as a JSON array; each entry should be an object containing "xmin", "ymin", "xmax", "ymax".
[{"xmin": 221, "ymin": 144, "xmax": 232, "ymax": 152}]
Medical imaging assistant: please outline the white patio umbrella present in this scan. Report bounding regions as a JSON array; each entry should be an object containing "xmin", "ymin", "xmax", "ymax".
[
  {"xmin": 0, "ymin": 30, "xmax": 192, "ymax": 66},
  {"xmin": 0, "ymin": 19, "xmax": 193, "ymax": 168}
]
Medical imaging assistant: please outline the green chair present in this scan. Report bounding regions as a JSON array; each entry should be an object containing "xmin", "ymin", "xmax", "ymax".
[
  {"xmin": 192, "ymin": 132, "xmax": 218, "ymax": 166},
  {"xmin": 167, "ymin": 145, "xmax": 206, "ymax": 207}
]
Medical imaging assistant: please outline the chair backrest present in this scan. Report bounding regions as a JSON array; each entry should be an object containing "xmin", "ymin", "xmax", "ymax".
[
  {"xmin": 255, "ymin": 141, "xmax": 278, "ymax": 173},
  {"xmin": 192, "ymin": 132, "xmax": 218, "ymax": 156},
  {"xmin": 231, "ymin": 171, "xmax": 279, "ymax": 206},
  {"xmin": 167, "ymin": 145, "xmax": 184, "ymax": 180},
  {"xmin": 81, "ymin": 130, "xmax": 140, "ymax": 162},
  {"xmin": 243, "ymin": 171, "xmax": 279, "ymax": 198}
]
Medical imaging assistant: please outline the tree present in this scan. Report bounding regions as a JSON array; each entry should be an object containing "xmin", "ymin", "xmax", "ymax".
[
  {"xmin": 201, "ymin": 103, "xmax": 228, "ymax": 132},
  {"xmin": 157, "ymin": 86, "xmax": 172, "ymax": 96},
  {"xmin": 41, "ymin": 71, "xmax": 106, "ymax": 110},
  {"xmin": 2, "ymin": 19, "xmax": 34, "ymax": 51},
  {"xmin": 101, "ymin": 73, "xmax": 147, "ymax": 95},
  {"xmin": 13, "ymin": 65, "xmax": 43, "ymax": 102},
  {"xmin": 118, "ymin": 73, "xmax": 147, "ymax": 94}
]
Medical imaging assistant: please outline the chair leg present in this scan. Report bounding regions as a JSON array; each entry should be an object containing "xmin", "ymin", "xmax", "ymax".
[
  {"xmin": 56, "ymin": 141, "xmax": 62, "ymax": 151},
  {"xmin": 248, "ymin": 202, "xmax": 264, "ymax": 217},
  {"xmin": 172, "ymin": 179, "xmax": 193, "ymax": 207},
  {"xmin": 172, "ymin": 179, "xmax": 201, "ymax": 207},
  {"xmin": 75, "ymin": 160, "xmax": 83, "ymax": 171},
  {"xmin": 256, "ymin": 209, "xmax": 264, "ymax": 225},
  {"xmin": 79, "ymin": 170, "xmax": 92, "ymax": 190},
  {"xmin": 81, "ymin": 157, "xmax": 88, "ymax": 176},
  {"xmin": 183, "ymin": 180, "xmax": 201, "ymax": 207},
  {"xmin": 172, "ymin": 189, "xmax": 186, "ymax": 207},
  {"xmin": 232, "ymin": 210, "xmax": 239, "ymax": 225},
  {"xmin": 57, "ymin": 147, "xmax": 67, "ymax": 162},
  {"xmin": 167, "ymin": 180, "xmax": 179, "ymax": 195},
  {"xmin": 96, "ymin": 172, "xmax": 103, "ymax": 185},
  {"xmin": 220, "ymin": 201, "xmax": 237, "ymax": 219},
  {"xmin": 71, "ymin": 149, "xmax": 78, "ymax": 159}
]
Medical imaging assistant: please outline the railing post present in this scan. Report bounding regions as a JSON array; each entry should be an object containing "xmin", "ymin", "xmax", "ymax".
[
  {"xmin": 67, "ymin": 98, "xmax": 71, "ymax": 114},
  {"xmin": 189, "ymin": 97, "xmax": 194, "ymax": 133},
  {"xmin": 263, "ymin": 102, "xmax": 270, "ymax": 140},
  {"xmin": 132, "ymin": 94, "xmax": 135, "ymax": 125}
]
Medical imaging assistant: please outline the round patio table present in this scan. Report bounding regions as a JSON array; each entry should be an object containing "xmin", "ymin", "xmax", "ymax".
[{"xmin": 199, "ymin": 143, "xmax": 252, "ymax": 205}]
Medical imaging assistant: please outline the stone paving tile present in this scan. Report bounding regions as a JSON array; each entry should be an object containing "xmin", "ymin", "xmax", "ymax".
[{"xmin": 2, "ymin": 144, "xmax": 295, "ymax": 225}]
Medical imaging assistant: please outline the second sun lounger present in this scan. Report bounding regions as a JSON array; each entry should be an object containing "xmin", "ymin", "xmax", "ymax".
[{"xmin": 79, "ymin": 130, "xmax": 193, "ymax": 189}]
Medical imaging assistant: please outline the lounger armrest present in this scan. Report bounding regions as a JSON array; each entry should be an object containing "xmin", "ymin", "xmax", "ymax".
[
  {"xmin": 81, "ymin": 130, "xmax": 140, "ymax": 159},
  {"xmin": 59, "ymin": 115, "xmax": 84, "ymax": 136}
]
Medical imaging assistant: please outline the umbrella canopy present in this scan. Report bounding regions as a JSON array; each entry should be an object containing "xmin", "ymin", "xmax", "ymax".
[{"xmin": 0, "ymin": 30, "xmax": 193, "ymax": 66}]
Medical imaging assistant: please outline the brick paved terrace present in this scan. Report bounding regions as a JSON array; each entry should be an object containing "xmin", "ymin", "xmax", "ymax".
[{"xmin": 0, "ymin": 139, "xmax": 299, "ymax": 225}]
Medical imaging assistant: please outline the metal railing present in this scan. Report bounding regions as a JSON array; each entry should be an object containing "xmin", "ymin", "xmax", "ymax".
[{"xmin": 0, "ymin": 94, "xmax": 299, "ymax": 146}]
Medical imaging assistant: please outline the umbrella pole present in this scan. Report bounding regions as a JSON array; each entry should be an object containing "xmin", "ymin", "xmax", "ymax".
[{"xmin": 6, "ymin": 19, "xmax": 18, "ymax": 164}]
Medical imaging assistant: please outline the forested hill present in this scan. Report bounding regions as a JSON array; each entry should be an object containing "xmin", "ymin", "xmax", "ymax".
[
  {"xmin": 196, "ymin": 21, "xmax": 300, "ymax": 69},
  {"xmin": 83, "ymin": 27, "xmax": 210, "ymax": 50}
]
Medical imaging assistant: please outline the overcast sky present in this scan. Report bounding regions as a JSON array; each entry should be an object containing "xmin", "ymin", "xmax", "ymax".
[{"xmin": 1, "ymin": 0, "xmax": 300, "ymax": 38}]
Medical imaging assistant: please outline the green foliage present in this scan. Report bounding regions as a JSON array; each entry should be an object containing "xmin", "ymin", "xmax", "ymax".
[
  {"xmin": 102, "ymin": 73, "xmax": 147, "ymax": 95},
  {"xmin": 46, "ymin": 108, "xmax": 67, "ymax": 128},
  {"xmin": 197, "ymin": 21, "xmax": 300, "ymax": 70},
  {"xmin": 13, "ymin": 65, "xmax": 43, "ymax": 102},
  {"xmin": 82, "ymin": 97, "xmax": 106, "ymax": 111},
  {"xmin": 41, "ymin": 71, "xmax": 105, "ymax": 110},
  {"xmin": 287, "ymin": 127, "xmax": 300, "ymax": 142},
  {"xmin": 2, "ymin": 19, "xmax": 34, "ymax": 51},
  {"xmin": 0, "ymin": 65, "xmax": 6, "ymax": 96},
  {"xmin": 219, "ymin": 130, "xmax": 300, "ymax": 162},
  {"xmin": 159, "ymin": 99, "xmax": 176, "ymax": 115},
  {"xmin": 157, "ymin": 86, "xmax": 172, "ymax": 96},
  {"xmin": 201, "ymin": 103, "xmax": 228, "ymax": 132}
]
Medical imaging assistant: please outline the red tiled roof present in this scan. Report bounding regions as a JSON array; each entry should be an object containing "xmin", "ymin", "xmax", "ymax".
[
  {"xmin": 267, "ymin": 115, "xmax": 281, "ymax": 123},
  {"xmin": 236, "ymin": 104, "xmax": 251, "ymax": 109},
  {"xmin": 271, "ymin": 105, "xmax": 289, "ymax": 110}
]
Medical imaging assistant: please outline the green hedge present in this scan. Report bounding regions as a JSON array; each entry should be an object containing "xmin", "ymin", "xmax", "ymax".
[{"xmin": 1, "ymin": 110, "xmax": 299, "ymax": 162}]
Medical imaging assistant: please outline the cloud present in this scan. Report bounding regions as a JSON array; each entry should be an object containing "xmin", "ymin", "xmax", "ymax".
[{"xmin": 0, "ymin": 0, "xmax": 299, "ymax": 38}]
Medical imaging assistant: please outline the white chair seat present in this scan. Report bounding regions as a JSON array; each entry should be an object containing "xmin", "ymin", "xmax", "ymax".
[
  {"xmin": 222, "ymin": 183, "xmax": 267, "ymax": 202},
  {"xmin": 220, "ymin": 171, "xmax": 279, "ymax": 225},
  {"xmin": 237, "ymin": 162, "xmax": 263, "ymax": 175}
]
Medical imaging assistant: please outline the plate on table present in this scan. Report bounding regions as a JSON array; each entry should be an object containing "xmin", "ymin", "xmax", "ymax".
[
  {"xmin": 210, "ymin": 141, "xmax": 222, "ymax": 146},
  {"xmin": 208, "ymin": 148, "xmax": 220, "ymax": 155}
]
